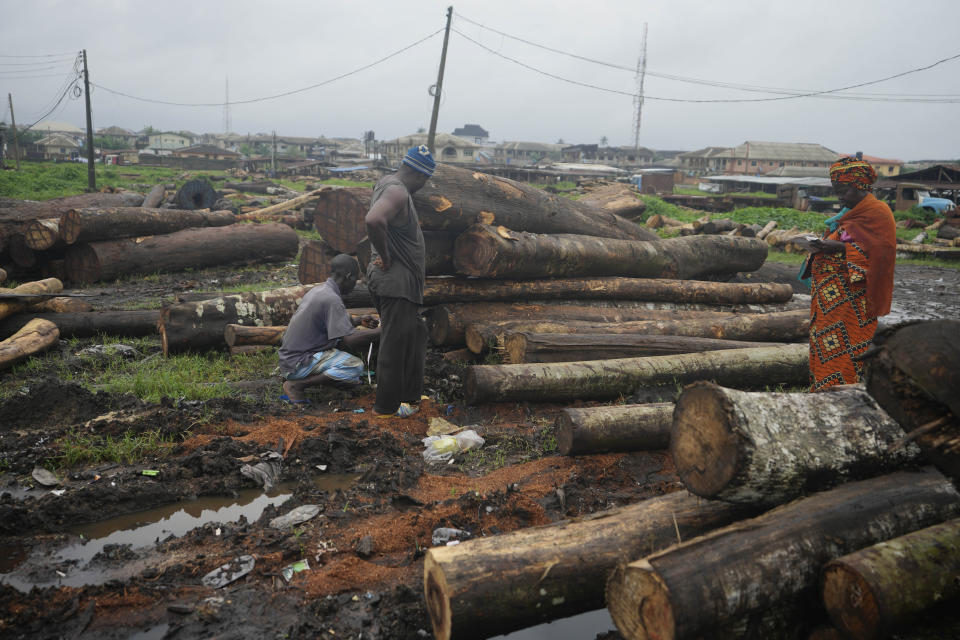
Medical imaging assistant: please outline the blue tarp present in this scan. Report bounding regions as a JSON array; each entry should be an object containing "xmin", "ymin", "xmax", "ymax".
[{"xmin": 327, "ymin": 166, "xmax": 370, "ymax": 173}]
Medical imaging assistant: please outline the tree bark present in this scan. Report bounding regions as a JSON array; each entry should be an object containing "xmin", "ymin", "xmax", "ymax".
[
  {"xmin": 142, "ymin": 184, "xmax": 166, "ymax": 209},
  {"xmin": 0, "ymin": 310, "xmax": 157, "ymax": 340},
  {"xmin": 159, "ymin": 284, "xmax": 315, "ymax": 355},
  {"xmin": 29, "ymin": 296, "xmax": 94, "ymax": 313},
  {"xmin": 605, "ymin": 469, "xmax": 960, "ymax": 640},
  {"xmin": 465, "ymin": 310, "xmax": 808, "ymax": 354},
  {"xmin": 224, "ymin": 181, "xmax": 276, "ymax": 194},
  {"xmin": 59, "ymin": 207, "xmax": 237, "ymax": 244},
  {"xmin": 557, "ymin": 403, "xmax": 674, "ymax": 455},
  {"xmin": 427, "ymin": 301, "xmax": 739, "ymax": 347},
  {"xmin": 7, "ymin": 233, "xmax": 36, "ymax": 268},
  {"xmin": 863, "ymin": 320, "xmax": 960, "ymax": 486},
  {"xmin": 0, "ymin": 278, "xmax": 63, "ymax": 321},
  {"xmin": 671, "ymin": 382, "xmax": 921, "ymax": 506},
  {"xmin": 423, "ymin": 491, "xmax": 760, "ymax": 640},
  {"xmin": 0, "ymin": 268, "xmax": 6, "ymax": 283},
  {"xmin": 24, "ymin": 218, "xmax": 62, "ymax": 250},
  {"xmin": 173, "ymin": 179, "xmax": 217, "ymax": 210},
  {"xmin": 0, "ymin": 318, "xmax": 59, "ymax": 370},
  {"xmin": 310, "ymin": 186, "xmax": 371, "ymax": 253},
  {"xmin": 0, "ymin": 192, "xmax": 144, "ymax": 224},
  {"xmin": 418, "ymin": 276, "xmax": 793, "ymax": 306},
  {"xmin": 224, "ymin": 324, "xmax": 286, "ymax": 347},
  {"xmin": 464, "ymin": 343, "xmax": 810, "ymax": 404},
  {"xmin": 453, "ymin": 224, "xmax": 768, "ymax": 279},
  {"xmin": 757, "ymin": 220, "xmax": 778, "ymax": 240},
  {"xmin": 895, "ymin": 244, "xmax": 960, "ymax": 260},
  {"xmin": 700, "ymin": 218, "xmax": 738, "ymax": 235},
  {"xmin": 578, "ymin": 183, "xmax": 646, "ymax": 220},
  {"xmin": 65, "ymin": 222, "xmax": 298, "ymax": 283},
  {"xmin": 822, "ymin": 518, "xmax": 960, "ymax": 640},
  {"xmin": 414, "ymin": 164, "xmax": 657, "ymax": 240},
  {"xmin": 505, "ymin": 332, "xmax": 778, "ymax": 364}
]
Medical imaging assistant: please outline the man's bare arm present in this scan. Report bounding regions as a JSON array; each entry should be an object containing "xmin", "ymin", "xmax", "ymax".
[{"xmin": 364, "ymin": 186, "xmax": 408, "ymax": 271}]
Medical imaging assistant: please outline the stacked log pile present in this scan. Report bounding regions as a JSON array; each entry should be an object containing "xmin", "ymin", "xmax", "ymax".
[{"xmin": 425, "ymin": 319, "xmax": 960, "ymax": 639}]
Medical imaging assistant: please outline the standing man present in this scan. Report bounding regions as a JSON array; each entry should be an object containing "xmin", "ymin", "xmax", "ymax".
[
  {"xmin": 365, "ymin": 145, "xmax": 433, "ymax": 417},
  {"xmin": 278, "ymin": 254, "xmax": 380, "ymax": 404}
]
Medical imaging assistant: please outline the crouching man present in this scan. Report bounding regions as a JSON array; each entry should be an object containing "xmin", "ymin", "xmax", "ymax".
[{"xmin": 278, "ymin": 254, "xmax": 380, "ymax": 404}]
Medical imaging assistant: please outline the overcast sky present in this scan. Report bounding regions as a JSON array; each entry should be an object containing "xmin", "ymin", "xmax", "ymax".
[{"xmin": 2, "ymin": 0, "xmax": 958, "ymax": 160}]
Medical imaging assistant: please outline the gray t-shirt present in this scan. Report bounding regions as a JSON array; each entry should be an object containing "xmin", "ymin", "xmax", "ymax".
[
  {"xmin": 277, "ymin": 279, "xmax": 355, "ymax": 375},
  {"xmin": 366, "ymin": 174, "xmax": 426, "ymax": 304}
]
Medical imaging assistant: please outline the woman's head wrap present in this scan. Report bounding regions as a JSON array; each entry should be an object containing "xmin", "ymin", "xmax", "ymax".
[
  {"xmin": 830, "ymin": 156, "xmax": 878, "ymax": 191},
  {"xmin": 402, "ymin": 145, "xmax": 436, "ymax": 176}
]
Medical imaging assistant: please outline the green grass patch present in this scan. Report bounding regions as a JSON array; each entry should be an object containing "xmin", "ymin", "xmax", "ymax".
[
  {"xmin": 765, "ymin": 250, "xmax": 808, "ymax": 265},
  {"xmin": 319, "ymin": 178, "xmax": 374, "ymax": 188},
  {"xmin": 56, "ymin": 429, "xmax": 173, "ymax": 467}
]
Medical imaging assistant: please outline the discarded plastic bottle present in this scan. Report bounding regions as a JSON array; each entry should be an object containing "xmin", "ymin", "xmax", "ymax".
[{"xmin": 432, "ymin": 527, "xmax": 471, "ymax": 546}]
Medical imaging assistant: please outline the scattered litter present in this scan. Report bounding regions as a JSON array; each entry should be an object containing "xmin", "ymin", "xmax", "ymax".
[
  {"xmin": 56, "ymin": 570, "xmax": 66, "ymax": 578},
  {"xmin": 352, "ymin": 408, "xmax": 365, "ymax": 414},
  {"xmin": 422, "ymin": 430, "xmax": 485, "ymax": 463},
  {"xmin": 141, "ymin": 470, "xmax": 159, "ymax": 477},
  {"xmin": 201, "ymin": 554, "xmax": 256, "ymax": 589},
  {"xmin": 281, "ymin": 558, "xmax": 310, "ymax": 582},
  {"xmin": 432, "ymin": 527, "xmax": 471, "ymax": 546},
  {"xmin": 270, "ymin": 504, "xmax": 322, "ymax": 529},
  {"xmin": 51, "ymin": 489, "xmax": 66, "ymax": 496},
  {"xmin": 31, "ymin": 467, "xmax": 60, "ymax": 487},
  {"xmin": 427, "ymin": 416, "xmax": 462, "ymax": 437},
  {"xmin": 316, "ymin": 465, "xmax": 328, "ymax": 472},
  {"xmin": 240, "ymin": 451, "xmax": 283, "ymax": 492}
]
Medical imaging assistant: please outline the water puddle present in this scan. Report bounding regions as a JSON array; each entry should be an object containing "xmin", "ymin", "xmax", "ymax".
[
  {"xmin": 492, "ymin": 609, "xmax": 616, "ymax": 639},
  {"xmin": 0, "ymin": 474, "xmax": 357, "ymax": 591}
]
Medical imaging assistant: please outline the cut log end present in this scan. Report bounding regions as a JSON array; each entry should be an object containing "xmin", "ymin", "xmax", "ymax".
[
  {"xmin": 555, "ymin": 412, "xmax": 576, "ymax": 456},
  {"xmin": 60, "ymin": 208, "xmax": 81, "ymax": 244},
  {"xmin": 606, "ymin": 560, "xmax": 676, "ymax": 640},
  {"xmin": 64, "ymin": 244, "xmax": 101, "ymax": 284},
  {"xmin": 423, "ymin": 552, "xmax": 454, "ymax": 640},
  {"xmin": 822, "ymin": 563, "xmax": 881, "ymax": 640},
  {"xmin": 670, "ymin": 381, "xmax": 741, "ymax": 498},
  {"xmin": 452, "ymin": 228, "xmax": 500, "ymax": 277}
]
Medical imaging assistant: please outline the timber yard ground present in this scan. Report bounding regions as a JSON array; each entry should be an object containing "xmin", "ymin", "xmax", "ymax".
[{"xmin": 1, "ymin": 165, "xmax": 960, "ymax": 639}]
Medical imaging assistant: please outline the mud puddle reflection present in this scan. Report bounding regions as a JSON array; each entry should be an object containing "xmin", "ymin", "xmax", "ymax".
[
  {"xmin": 492, "ymin": 609, "xmax": 616, "ymax": 639},
  {"xmin": 0, "ymin": 474, "xmax": 357, "ymax": 591}
]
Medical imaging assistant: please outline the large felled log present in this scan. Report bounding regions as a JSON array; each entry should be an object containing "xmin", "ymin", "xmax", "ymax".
[
  {"xmin": 464, "ymin": 343, "xmax": 810, "ymax": 404},
  {"xmin": 423, "ymin": 491, "xmax": 760, "ymax": 640},
  {"xmin": 0, "ymin": 310, "xmax": 157, "ymax": 340},
  {"xmin": 0, "ymin": 278, "xmax": 63, "ymax": 321},
  {"xmin": 59, "ymin": 207, "xmax": 237, "ymax": 244},
  {"xmin": 224, "ymin": 181, "xmax": 276, "ymax": 194},
  {"xmin": 0, "ymin": 192, "xmax": 144, "ymax": 224},
  {"xmin": 418, "ymin": 277, "xmax": 793, "ymax": 306},
  {"xmin": 578, "ymin": 183, "xmax": 646, "ymax": 220},
  {"xmin": 24, "ymin": 218, "xmax": 62, "ymax": 250},
  {"xmin": 671, "ymin": 382, "xmax": 920, "ymax": 506},
  {"xmin": 0, "ymin": 268, "xmax": 6, "ymax": 283},
  {"xmin": 465, "ymin": 310, "xmax": 809, "ymax": 354},
  {"xmin": 142, "ymin": 184, "xmax": 166, "ymax": 209},
  {"xmin": 29, "ymin": 296, "xmax": 94, "ymax": 313},
  {"xmin": 414, "ymin": 164, "xmax": 657, "ymax": 240},
  {"xmin": 863, "ymin": 320, "xmax": 960, "ymax": 485},
  {"xmin": 7, "ymin": 234, "xmax": 37, "ymax": 268},
  {"xmin": 504, "ymin": 332, "xmax": 777, "ymax": 363},
  {"xmin": 453, "ymin": 224, "xmax": 767, "ymax": 279},
  {"xmin": 428, "ymin": 301, "xmax": 739, "ymax": 347},
  {"xmin": 224, "ymin": 324, "xmax": 286, "ymax": 347},
  {"xmin": 241, "ymin": 188, "xmax": 324, "ymax": 219},
  {"xmin": 65, "ymin": 222, "xmax": 298, "ymax": 283},
  {"xmin": 159, "ymin": 285, "xmax": 318, "ymax": 355},
  {"xmin": 173, "ymin": 179, "xmax": 217, "ymax": 210},
  {"xmin": 605, "ymin": 469, "xmax": 960, "ymax": 640},
  {"xmin": 311, "ymin": 187, "xmax": 371, "ymax": 253},
  {"xmin": 557, "ymin": 403, "xmax": 674, "ymax": 455},
  {"xmin": 822, "ymin": 518, "xmax": 960, "ymax": 640},
  {"xmin": 0, "ymin": 318, "xmax": 59, "ymax": 370}
]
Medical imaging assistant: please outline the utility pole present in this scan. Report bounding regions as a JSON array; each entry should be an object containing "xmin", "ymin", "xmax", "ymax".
[
  {"xmin": 632, "ymin": 23, "xmax": 648, "ymax": 151},
  {"xmin": 82, "ymin": 49, "xmax": 96, "ymax": 191},
  {"xmin": 427, "ymin": 6, "xmax": 453, "ymax": 155},
  {"xmin": 223, "ymin": 77, "xmax": 231, "ymax": 135},
  {"xmin": 271, "ymin": 130, "xmax": 277, "ymax": 177},
  {"xmin": 7, "ymin": 93, "xmax": 20, "ymax": 170}
]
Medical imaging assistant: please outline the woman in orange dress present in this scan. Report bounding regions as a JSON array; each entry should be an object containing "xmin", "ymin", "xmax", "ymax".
[{"xmin": 806, "ymin": 156, "xmax": 897, "ymax": 391}]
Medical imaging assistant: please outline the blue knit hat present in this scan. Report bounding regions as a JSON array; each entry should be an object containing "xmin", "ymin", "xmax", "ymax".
[{"xmin": 402, "ymin": 145, "xmax": 436, "ymax": 176}]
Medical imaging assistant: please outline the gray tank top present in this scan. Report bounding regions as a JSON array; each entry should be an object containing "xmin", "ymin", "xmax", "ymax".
[{"xmin": 367, "ymin": 174, "xmax": 425, "ymax": 304}]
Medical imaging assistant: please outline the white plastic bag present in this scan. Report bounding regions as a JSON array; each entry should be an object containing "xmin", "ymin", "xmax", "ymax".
[{"xmin": 421, "ymin": 429, "xmax": 485, "ymax": 462}]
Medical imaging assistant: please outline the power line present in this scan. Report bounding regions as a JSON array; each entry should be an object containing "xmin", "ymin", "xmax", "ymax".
[
  {"xmin": 0, "ymin": 51, "xmax": 79, "ymax": 58},
  {"xmin": 453, "ymin": 27, "xmax": 960, "ymax": 104},
  {"xmin": 91, "ymin": 29, "xmax": 444, "ymax": 107},
  {"xmin": 456, "ymin": 13, "xmax": 960, "ymax": 101}
]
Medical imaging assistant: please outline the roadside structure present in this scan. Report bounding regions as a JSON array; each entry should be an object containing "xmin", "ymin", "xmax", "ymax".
[
  {"xmin": 680, "ymin": 141, "xmax": 838, "ymax": 176},
  {"xmin": 382, "ymin": 133, "xmax": 481, "ymax": 166}
]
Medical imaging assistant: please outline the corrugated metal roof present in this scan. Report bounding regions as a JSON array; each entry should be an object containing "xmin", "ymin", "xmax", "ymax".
[
  {"xmin": 497, "ymin": 141, "xmax": 567, "ymax": 152},
  {"xmin": 704, "ymin": 175, "xmax": 832, "ymax": 187},
  {"xmin": 731, "ymin": 141, "xmax": 837, "ymax": 162}
]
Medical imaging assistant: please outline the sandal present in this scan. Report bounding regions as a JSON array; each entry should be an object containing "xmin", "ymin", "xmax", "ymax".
[
  {"xmin": 375, "ymin": 402, "xmax": 418, "ymax": 418},
  {"xmin": 279, "ymin": 394, "xmax": 311, "ymax": 406}
]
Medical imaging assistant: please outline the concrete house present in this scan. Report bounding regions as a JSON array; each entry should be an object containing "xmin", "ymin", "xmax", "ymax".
[
  {"xmin": 495, "ymin": 141, "xmax": 567, "ymax": 165},
  {"xmin": 34, "ymin": 133, "xmax": 81, "ymax": 160},
  {"xmin": 383, "ymin": 133, "xmax": 481, "ymax": 166},
  {"xmin": 96, "ymin": 126, "xmax": 139, "ymax": 146},
  {"xmin": 171, "ymin": 144, "xmax": 241, "ymax": 160},
  {"xmin": 679, "ymin": 141, "xmax": 839, "ymax": 176},
  {"xmin": 145, "ymin": 132, "xmax": 193, "ymax": 155},
  {"xmin": 451, "ymin": 124, "xmax": 490, "ymax": 145}
]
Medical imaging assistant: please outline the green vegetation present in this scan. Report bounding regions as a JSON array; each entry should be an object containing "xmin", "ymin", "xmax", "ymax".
[
  {"xmin": 56, "ymin": 428, "xmax": 173, "ymax": 467},
  {"xmin": 318, "ymin": 178, "xmax": 374, "ymax": 188},
  {"xmin": 672, "ymin": 186, "xmax": 778, "ymax": 199},
  {"xmin": 1, "ymin": 334, "xmax": 278, "ymax": 403}
]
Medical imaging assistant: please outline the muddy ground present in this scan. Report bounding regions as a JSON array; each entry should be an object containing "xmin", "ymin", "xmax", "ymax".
[{"xmin": 0, "ymin": 259, "xmax": 958, "ymax": 640}]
